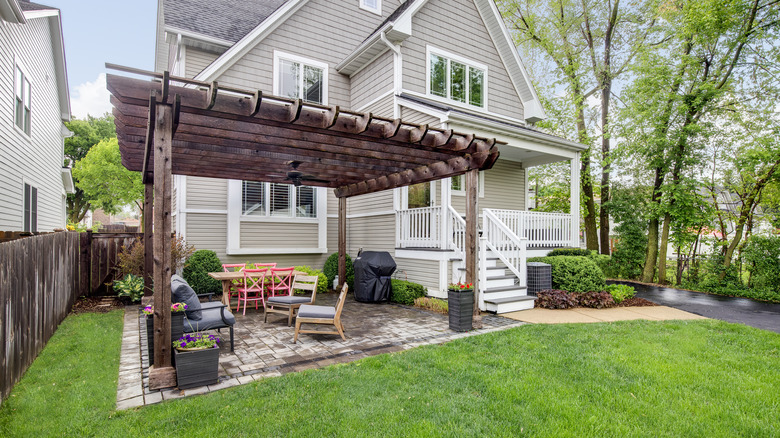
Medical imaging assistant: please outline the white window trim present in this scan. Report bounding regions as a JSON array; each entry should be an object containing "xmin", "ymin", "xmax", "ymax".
[
  {"xmin": 272, "ymin": 50, "xmax": 329, "ymax": 105},
  {"xmin": 451, "ymin": 172, "xmax": 485, "ymax": 198},
  {"xmin": 22, "ymin": 179, "xmax": 38, "ymax": 232},
  {"xmin": 239, "ymin": 182, "xmax": 319, "ymax": 221},
  {"xmin": 425, "ymin": 45, "xmax": 489, "ymax": 112},
  {"xmin": 359, "ymin": 0, "xmax": 382, "ymax": 15},
  {"xmin": 13, "ymin": 56, "xmax": 32, "ymax": 138}
]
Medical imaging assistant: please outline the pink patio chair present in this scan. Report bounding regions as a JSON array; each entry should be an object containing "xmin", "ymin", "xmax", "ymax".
[
  {"xmin": 267, "ymin": 267, "xmax": 295, "ymax": 298},
  {"xmin": 222, "ymin": 263, "xmax": 246, "ymax": 306},
  {"xmin": 235, "ymin": 268, "xmax": 267, "ymax": 315}
]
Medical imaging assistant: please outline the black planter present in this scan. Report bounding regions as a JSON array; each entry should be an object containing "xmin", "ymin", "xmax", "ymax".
[
  {"xmin": 146, "ymin": 312, "xmax": 185, "ymax": 365},
  {"xmin": 174, "ymin": 347, "xmax": 220, "ymax": 389},
  {"xmin": 447, "ymin": 289, "xmax": 474, "ymax": 332}
]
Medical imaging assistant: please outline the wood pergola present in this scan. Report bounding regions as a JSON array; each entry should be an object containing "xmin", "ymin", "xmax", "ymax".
[{"xmin": 107, "ymin": 65, "xmax": 501, "ymax": 389}]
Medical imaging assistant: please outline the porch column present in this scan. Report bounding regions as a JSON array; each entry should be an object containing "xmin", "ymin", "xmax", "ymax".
[
  {"xmin": 465, "ymin": 169, "xmax": 482, "ymax": 328},
  {"xmin": 149, "ymin": 103, "xmax": 176, "ymax": 390},
  {"xmin": 570, "ymin": 152, "xmax": 581, "ymax": 248},
  {"xmin": 143, "ymin": 183, "xmax": 153, "ymax": 296},
  {"xmin": 338, "ymin": 196, "xmax": 346, "ymax": 289},
  {"xmin": 441, "ymin": 178, "xmax": 452, "ymax": 250}
]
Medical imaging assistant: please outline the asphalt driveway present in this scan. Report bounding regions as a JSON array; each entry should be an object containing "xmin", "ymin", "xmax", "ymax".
[{"xmin": 610, "ymin": 281, "xmax": 780, "ymax": 334}]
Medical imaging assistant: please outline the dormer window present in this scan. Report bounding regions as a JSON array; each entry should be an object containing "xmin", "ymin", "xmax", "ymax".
[
  {"xmin": 360, "ymin": 0, "xmax": 381, "ymax": 15},
  {"xmin": 427, "ymin": 47, "xmax": 486, "ymax": 109}
]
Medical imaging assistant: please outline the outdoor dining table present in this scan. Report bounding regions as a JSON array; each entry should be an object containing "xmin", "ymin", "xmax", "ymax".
[{"xmin": 208, "ymin": 270, "xmax": 307, "ymax": 306}]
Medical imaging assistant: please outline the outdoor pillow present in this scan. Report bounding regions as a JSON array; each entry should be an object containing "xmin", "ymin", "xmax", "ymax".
[{"xmin": 170, "ymin": 275, "xmax": 203, "ymax": 320}]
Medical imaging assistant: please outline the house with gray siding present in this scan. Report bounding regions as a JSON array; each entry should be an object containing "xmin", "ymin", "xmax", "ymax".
[
  {"xmin": 155, "ymin": 0, "xmax": 586, "ymax": 313},
  {"xmin": 0, "ymin": 0, "xmax": 73, "ymax": 232}
]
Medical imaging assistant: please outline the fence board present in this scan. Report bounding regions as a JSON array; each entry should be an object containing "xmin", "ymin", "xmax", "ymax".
[{"xmin": 0, "ymin": 232, "xmax": 81, "ymax": 405}]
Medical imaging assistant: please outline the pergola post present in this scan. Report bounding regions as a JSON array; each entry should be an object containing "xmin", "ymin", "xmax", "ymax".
[
  {"xmin": 570, "ymin": 152, "xmax": 581, "ymax": 248},
  {"xmin": 143, "ymin": 183, "xmax": 153, "ymax": 296},
  {"xmin": 338, "ymin": 197, "xmax": 346, "ymax": 289},
  {"xmin": 464, "ymin": 169, "xmax": 482, "ymax": 328},
  {"xmin": 148, "ymin": 103, "xmax": 176, "ymax": 390}
]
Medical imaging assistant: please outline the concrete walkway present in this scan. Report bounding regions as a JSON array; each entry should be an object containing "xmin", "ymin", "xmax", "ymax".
[{"xmin": 503, "ymin": 306, "xmax": 706, "ymax": 324}]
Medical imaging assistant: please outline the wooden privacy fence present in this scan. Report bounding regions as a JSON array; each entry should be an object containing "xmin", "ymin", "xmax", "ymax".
[
  {"xmin": 79, "ymin": 231, "xmax": 141, "ymax": 296},
  {"xmin": 0, "ymin": 231, "xmax": 80, "ymax": 404}
]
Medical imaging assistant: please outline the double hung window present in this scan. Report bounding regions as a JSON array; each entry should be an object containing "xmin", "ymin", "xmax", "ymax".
[
  {"xmin": 14, "ymin": 65, "xmax": 31, "ymax": 135},
  {"xmin": 24, "ymin": 183, "xmax": 37, "ymax": 232}
]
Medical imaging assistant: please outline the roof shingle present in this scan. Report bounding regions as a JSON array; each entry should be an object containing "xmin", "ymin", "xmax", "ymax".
[{"xmin": 164, "ymin": 0, "xmax": 288, "ymax": 44}]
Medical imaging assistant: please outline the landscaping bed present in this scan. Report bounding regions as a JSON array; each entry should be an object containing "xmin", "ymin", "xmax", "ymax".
[{"xmin": 70, "ymin": 296, "xmax": 125, "ymax": 314}]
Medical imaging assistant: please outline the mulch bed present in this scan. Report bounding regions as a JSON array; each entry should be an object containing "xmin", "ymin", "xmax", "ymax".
[
  {"xmin": 616, "ymin": 297, "xmax": 657, "ymax": 307},
  {"xmin": 71, "ymin": 296, "xmax": 125, "ymax": 314}
]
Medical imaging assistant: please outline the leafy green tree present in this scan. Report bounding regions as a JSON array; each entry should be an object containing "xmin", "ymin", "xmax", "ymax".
[
  {"xmin": 64, "ymin": 114, "xmax": 116, "ymax": 222},
  {"xmin": 72, "ymin": 138, "xmax": 143, "ymax": 215}
]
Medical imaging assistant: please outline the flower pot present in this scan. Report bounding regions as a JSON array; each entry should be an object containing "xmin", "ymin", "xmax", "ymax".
[
  {"xmin": 174, "ymin": 346, "xmax": 220, "ymax": 389},
  {"xmin": 146, "ymin": 312, "xmax": 185, "ymax": 365},
  {"xmin": 447, "ymin": 288, "xmax": 474, "ymax": 332}
]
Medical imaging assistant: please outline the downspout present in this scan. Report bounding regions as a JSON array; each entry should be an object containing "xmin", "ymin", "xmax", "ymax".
[{"xmin": 379, "ymin": 31, "xmax": 402, "ymax": 97}]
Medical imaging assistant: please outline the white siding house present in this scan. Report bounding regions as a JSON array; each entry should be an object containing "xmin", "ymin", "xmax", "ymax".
[
  {"xmin": 154, "ymin": 0, "xmax": 587, "ymax": 312},
  {"xmin": 0, "ymin": 0, "xmax": 73, "ymax": 232}
]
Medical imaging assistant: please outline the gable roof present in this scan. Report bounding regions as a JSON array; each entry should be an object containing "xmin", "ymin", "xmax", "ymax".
[
  {"xmin": 164, "ymin": 0, "xmax": 288, "ymax": 44},
  {"xmin": 17, "ymin": 0, "xmax": 53, "ymax": 11},
  {"xmin": 0, "ymin": 0, "xmax": 25, "ymax": 22}
]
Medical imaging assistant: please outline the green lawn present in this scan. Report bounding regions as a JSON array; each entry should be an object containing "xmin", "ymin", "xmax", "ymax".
[{"xmin": 1, "ymin": 311, "xmax": 779, "ymax": 437}]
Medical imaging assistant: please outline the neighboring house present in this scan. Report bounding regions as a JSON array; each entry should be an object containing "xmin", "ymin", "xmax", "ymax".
[
  {"xmin": 154, "ymin": 0, "xmax": 586, "ymax": 312},
  {"xmin": 0, "ymin": 0, "xmax": 73, "ymax": 232}
]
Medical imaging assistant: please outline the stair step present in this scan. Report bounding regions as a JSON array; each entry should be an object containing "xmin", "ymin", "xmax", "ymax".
[
  {"xmin": 449, "ymin": 257, "xmax": 499, "ymax": 262},
  {"xmin": 458, "ymin": 266, "xmax": 504, "ymax": 273},
  {"xmin": 483, "ymin": 295, "xmax": 536, "ymax": 305},
  {"xmin": 485, "ymin": 285, "xmax": 527, "ymax": 293},
  {"xmin": 486, "ymin": 274, "xmax": 516, "ymax": 280},
  {"xmin": 485, "ymin": 296, "xmax": 536, "ymax": 313}
]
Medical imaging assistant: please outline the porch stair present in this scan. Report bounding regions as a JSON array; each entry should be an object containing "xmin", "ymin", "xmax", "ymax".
[{"xmin": 455, "ymin": 257, "xmax": 536, "ymax": 314}]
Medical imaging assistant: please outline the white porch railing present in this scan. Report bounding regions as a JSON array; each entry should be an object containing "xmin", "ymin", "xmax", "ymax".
[
  {"xmin": 490, "ymin": 209, "xmax": 572, "ymax": 248},
  {"xmin": 448, "ymin": 205, "xmax": 466, "ymax": 258},
  {"xmin": 396, "ymin": 206, "xmax": 442, "ymax": 248}
]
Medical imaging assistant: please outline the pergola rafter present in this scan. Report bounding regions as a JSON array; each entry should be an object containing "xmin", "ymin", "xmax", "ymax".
[{"xmin": 106, "ymin": 65, "xmax": 498, "ymax": 389}]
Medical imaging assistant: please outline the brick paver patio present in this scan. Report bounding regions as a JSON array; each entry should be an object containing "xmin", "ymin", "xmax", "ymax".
[{"xmin": 116, "ymin": 293, "xmax": 523, "ymax": 410}]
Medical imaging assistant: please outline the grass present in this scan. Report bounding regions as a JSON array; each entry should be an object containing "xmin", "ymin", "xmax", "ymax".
[{"xmin": 2, "ymin": 312, "xmax": 779, "ymax": 437}]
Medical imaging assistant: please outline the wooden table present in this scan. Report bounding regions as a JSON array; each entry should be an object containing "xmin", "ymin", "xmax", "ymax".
[{"xmin": 208, "ymin": 270, "xmax": 306, "ymax": 306}]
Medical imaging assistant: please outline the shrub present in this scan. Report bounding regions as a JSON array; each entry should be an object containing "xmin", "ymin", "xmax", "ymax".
[
  {"xmin": 606, "ymin": 284, "xmax": 635, "ymax": 304},
  {"xmin": 293, "ymin": 266, "xmax": 329, "ymax": 296},
  {"xmin": 323, "ymin": 252, "xmax": 354, "ymax": 291},
  {"xmin": 116, "ymin": 235, "xmax": 194, "ymax": 279},
  {"xmin": 742, "ymin": 235, "xmax": 780, "ymax": 292},
  {"xmin": 414, "ymin": 297, "xmax": 448, "ymax": 314},
  {"xmin": 588, "ymin": 253, "xmax": 617, "ymax": 278},
  {"xmin": 536, "ymin": 289, "xmax": 576, "ymax": 309},
  {"xmin": 183, "ymin": 250, "xmax": 223, "ymax": 295},
  {"xmin": 547, "ymin": 248, "xmax": 592, "ymax": 257},
  {"xmin": 574, "ymin": 291, "xmax": 615, "ymax": 308},
  {"xmin": 529, "ymin": 256, "xmax": 606, "ymax": 293},
  {"xmin": 114, "ymin": 274, "xmax": 144, "ymax": 303},
  {"xmin": 390, "ymin": 279, "xmax": 427, "ymax": 305}
]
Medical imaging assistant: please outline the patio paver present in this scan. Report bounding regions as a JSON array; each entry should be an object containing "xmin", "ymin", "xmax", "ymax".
[{"xmin": 116, "ymin": 293, "xmax": 523, "ymax": 409}]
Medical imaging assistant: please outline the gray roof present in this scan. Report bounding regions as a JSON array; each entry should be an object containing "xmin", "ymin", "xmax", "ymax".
[
  {"xmin": 164, "ymin": 0, "xmax": 288, "ymax": 43},
  {"xmin": 362, "ymin": 0, "xmax": 416, "ymax": 43},
  {"xmin": 18, "ymin": 0, "xmax": 57, "ymax": 11}
]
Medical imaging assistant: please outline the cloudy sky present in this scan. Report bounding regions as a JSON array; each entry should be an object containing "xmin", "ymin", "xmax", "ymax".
[{"xmin": 44, "ymin": 0, "xmax": 156, "ymax": 119}]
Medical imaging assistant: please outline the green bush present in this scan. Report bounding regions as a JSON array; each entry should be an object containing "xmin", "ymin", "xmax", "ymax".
[
  {"xmin": 528, "ymin": 256, "xmax": 605, "ymax": 293},
  {"xmin": 114, "ymin": 274, "xmax": 144, "ymax": 303},
  {"xmin": 743, "ymin": 235, "xmax": 780, "ymax": 292},
  {"xmin": 182, "ymin": 250, "xmax": 223, "ymax": 295},
  {"xmin": 547, "ymin": 248, "xmax": 592, "ymax": 257},
  {"xmin": 323, "ymin": 252, "xmax": 354, "ymax": 291},
  {"xmin": 293, "ymin": 266, "xmax": 328, "ymax": 296},
  {"xmin": 606, "ymin": 284, "xmax": 635, "ymax": 303},
  {"xmin": 390, "ymin": 279, "xmax": 427, "ymax": 305}
]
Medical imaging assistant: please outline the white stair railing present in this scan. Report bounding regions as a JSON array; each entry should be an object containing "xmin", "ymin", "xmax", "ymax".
[
  {"xmin": 396, "ymin": 206, "xmax": 442, "ymax": 248},
  {"xmin": 481, "ymin": 209, "xmax": 528, "ymax": 309},
  {"xmin": 491, "ymin": 209, "xmax": 572, "ymax": 248},
  {"xmin": 448, "ymin": 205, "xmax": 466, "ymax": 258}
]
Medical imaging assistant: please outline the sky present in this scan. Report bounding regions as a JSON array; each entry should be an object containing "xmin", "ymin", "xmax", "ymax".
[{"xmin": 43, "ymin": 0, "xmax": 157, "ymax": 118}]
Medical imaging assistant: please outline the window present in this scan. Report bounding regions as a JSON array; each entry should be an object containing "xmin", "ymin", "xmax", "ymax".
[
  {"xmin": 14, "ymin": 65, "xmax": 31, "ymax": 135},
  {"xmin": 274, "ymin": 52, "xmax": 327, "ymax": 105},
  {"xmin": 360, "ymin": 0, "xmax": 381, "ymax": 14},
  {"xmin": 428, "ymin": 49, "xmax": 486, "ymax": 108},
  {"xmin": 24, "ymin": 183, "xmax": 37, "ymax": 232},
  {"xmin": 241, "ymin": 181, "xmax": 317, "ymax": 218},
  {"xmin": 451, "ymin": 173, "xmax": 485, "ymax": 197}
]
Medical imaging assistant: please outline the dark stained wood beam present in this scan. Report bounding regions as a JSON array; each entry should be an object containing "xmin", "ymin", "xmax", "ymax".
[
  {"xmin": 143, "ymin": 183, "xmax": 153, "ymax": 296},
  {"xmin": 464, "ymin": 169, "xmax": 482, "ymax": 329},
  {"xmin": 338, "ymin": 197, "xmax": 346, "ymax": 290}
]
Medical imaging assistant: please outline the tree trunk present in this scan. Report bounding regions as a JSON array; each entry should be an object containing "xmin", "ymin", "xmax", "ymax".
[
  {"xmin": 576, "ymin": 107, "xmax": 598, "ymax": 251},
  {"xmin": 641, "ymin": 166, "xmax": 664, "ymax": 282},
  {"xmin": 599, "ymin": 71, "xmax": 613, "ymax": 255},
  {"xmin": 658, "ymin": 213, "xmax": 671, "ymax": 284}
]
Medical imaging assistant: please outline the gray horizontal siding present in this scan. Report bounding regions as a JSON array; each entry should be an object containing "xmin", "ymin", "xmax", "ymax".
[
  {"xmin": 185, "ymin": 47, "xmax": 219, "ymax": 78},
  {"xmin": 239, "ymin": 221, "xmax": 318, "ymax": 248},
  {"xmin": 348, "ymin": 191, "xmax": 394, "ymax": 216},
  {"xmin": 186, "ymin": 213, "xmax": 228, "ymax": 259},
  {"xmin": 451, "ymin": 158, "xmax": 524, "ymax": 213},
  {"xmin": 0, "ymin": 16, "xmax": 67, "ymax": 231},
  {"xmin": 395, "ymin": 258, "xmax": 440, "ymax": 291},
  {"xmin": 400, "ymin": 106, "xmax": 441, "ymax": 127},
  {"xmin": 346, "ymin": 214, "xmax": 395, "ymax": 256},
  {"xmin": 186, "ymin": 176, "xmax": 227, "ymax": 210},
  {"xmin": 351, "ymin": 49, "xmax": 393, "ymax": 110},
  {"xmin": 401, "ymin": 0, "xmax": 524, "ymax": 120}
]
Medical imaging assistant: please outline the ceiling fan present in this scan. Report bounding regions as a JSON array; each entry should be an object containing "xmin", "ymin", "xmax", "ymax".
[{"xmin": 269, "ymin": 161, "xmax": 330, "ymax": 186}]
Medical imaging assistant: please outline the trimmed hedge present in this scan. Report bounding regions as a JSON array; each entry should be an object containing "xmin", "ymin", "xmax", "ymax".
[
  {"xmin": 293, "ymin": 266, "xmax": 329, "ymax": 296},
  {"xmin": 528, "ymin": 256, "xmax": 606, "ymax": 293},
  {"xmin": 323, "ymin": 253, "xmax": 354, "ymax": 291},
  {"xmin": 182, "ymin": 250, "xmax": 223, "ymax": 295},
  {"xmin": 390, "ymin": 279, "xmax": 427, "ymax": 305},
  {"xmin": 547, "ymin": 248, "xmax": 592, "ymax": 257}
]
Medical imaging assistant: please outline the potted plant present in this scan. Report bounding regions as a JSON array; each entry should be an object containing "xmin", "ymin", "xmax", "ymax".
[
  {"xmin": 447, "ymin": 282, "xmax": 473, "ymax": 332},
  {"xmin": 143, "ymin": 303, "xmax": 187, "ymax": 364},
  {"xmin": 173, "ymin": 333, "xmax": 221, "ymax": 389}
]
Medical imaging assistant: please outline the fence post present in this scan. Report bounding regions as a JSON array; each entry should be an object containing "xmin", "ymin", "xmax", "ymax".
[{"xmin": 79, "ymin": 230, "xmax": 92, "ymax": 296}]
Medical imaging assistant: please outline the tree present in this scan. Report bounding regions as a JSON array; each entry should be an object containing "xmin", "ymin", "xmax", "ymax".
[
  {"xmin": 500, "ymin": 0, "xmax": 657, "ymax": 254},
  {"xmin": 72, "ymin": 138, "xmax": 143, "ymax": 215},
  {"xmin": 64, "ymin": 114, "xmax": 116, "ymax": 222}
]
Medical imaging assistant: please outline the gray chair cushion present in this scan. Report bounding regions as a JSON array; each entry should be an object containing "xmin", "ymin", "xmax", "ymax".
[
  {"xmin": 183, "ymin": 307, "xmax": 235, "ymax": 332},
  {"xmin": 297, "ymin": 304, "xmax": 336, "ymax": 319},
  {"xmin": 268, "ymin": 296, "xmax": 311, "ymax": 305},
  {"xmin": 170, "ymin": 275, "xmax": 202, "ymax": 320}
]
